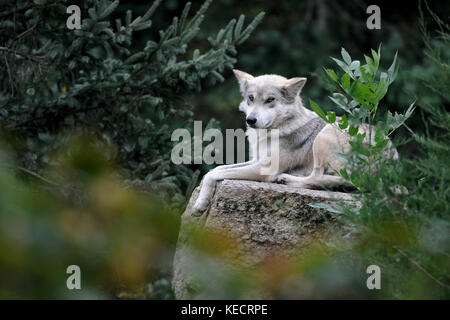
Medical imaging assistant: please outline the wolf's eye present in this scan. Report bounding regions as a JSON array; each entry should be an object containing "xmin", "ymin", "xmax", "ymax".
[
  {"xmin": 265, "ymin": 97, "xmax": 275, "ymax": 104},
  {"xmin": 248, "ymin": 95, "xmax": 254, "ymax": 102}
]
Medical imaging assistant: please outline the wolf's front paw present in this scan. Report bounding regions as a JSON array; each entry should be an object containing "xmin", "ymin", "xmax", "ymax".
[
  {"xmin": 273, "ymin": 173, "xmax": 291, "ymax": 185},
  {"xmin": 273, "ymin": 174, "xmax": 307, "ymax": 188},
  {"xmin": 192, "ymin": 198, "xmax": 208, "ymax": 215}
]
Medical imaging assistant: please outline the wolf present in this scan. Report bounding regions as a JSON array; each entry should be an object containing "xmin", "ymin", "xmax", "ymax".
[{"xmin": 192, "ymin": 70, "xmax": 398, "ymax": 212}]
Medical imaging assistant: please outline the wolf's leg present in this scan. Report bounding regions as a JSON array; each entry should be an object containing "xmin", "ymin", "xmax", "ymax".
[
  {"xmin": 275, "ymin": 129, "xmax": 353, "ymax": 189},
  {"xmin": 275, "ymin": 172, "xmax": 349, "ymax": 189},
  {"xmin": 193, "ymin": 163, "xmax": 272, "ymax": 212},
  {"xmin": 275, "ymin": 157, "xmax": 352, "ymax": 189},
  {"xmin": 192, "ymin": 160, "xmax": 256, "ymax": 212},
  {"xmin": 212, "ymin": 159, "xmax": 257, "ymax": 172}
]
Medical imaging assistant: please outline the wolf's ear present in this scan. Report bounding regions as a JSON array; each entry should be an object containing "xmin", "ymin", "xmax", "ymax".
[
  {"xmin": 281, "ymin": 77, "xmax": 307, "ymax": 101},
  {"xmin": 233, "ymin": 69, "xmax": 254, "ymax": 94}
]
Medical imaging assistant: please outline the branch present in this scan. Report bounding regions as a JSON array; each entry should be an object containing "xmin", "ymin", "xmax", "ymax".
[
  {"xmin": 4, "ymin": 56, "xmax": 14, "ymax": 96},
  {"xmin": 0, "ymin": 46, "xmax": 45, "ymax": 64},
  {"xmin": 10, "ymin": 21, "xmax": 39, "ymax": 46},
  {"xmin": 394, "ymin": 246, "xmax": 450, "ymax": 289},
  {"xmin": 1, "ymin": 165, "xmax": 58, "ymax": 186}
]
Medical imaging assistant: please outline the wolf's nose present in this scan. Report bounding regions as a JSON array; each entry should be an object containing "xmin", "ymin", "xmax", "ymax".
[{"xmin": 246, "ymin": 116, "xmax": 257, "ymax": 125}]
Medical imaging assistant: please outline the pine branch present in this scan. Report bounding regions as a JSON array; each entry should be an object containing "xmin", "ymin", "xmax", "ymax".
[{"xmin": 142, "ymin": 0, "xmax": 163, "ymax": 21}]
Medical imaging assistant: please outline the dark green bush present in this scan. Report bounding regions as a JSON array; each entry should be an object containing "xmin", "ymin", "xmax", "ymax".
[{"xmin": 0, "ymin": 0, "xmax": 264, "ymax": 206}]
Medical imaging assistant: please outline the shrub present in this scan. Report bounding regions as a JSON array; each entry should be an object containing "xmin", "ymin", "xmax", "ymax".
[
  {"xmin": 310, "ymin": 45, "xmax": 414, "ymax": 190},
  {"xmin": 312, "ymin": 3, "xmax": 449, "ymax": 298}
]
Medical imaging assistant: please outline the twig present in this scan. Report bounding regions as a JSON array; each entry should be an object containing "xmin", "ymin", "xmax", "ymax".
[
  {"xmin": 394, "ymin": 246, "xmax": 450, "ymax": 289},
  {"xmin": 1, "ymin": 165, "xmax": 58, "ymax": 186},
  {"xmin": 9, "ymin": 21, "xmax": 39, "ymax": 46},
  {"xmin": 4, "ymin": 55, "xmax": 14, "ymax": 96},
  {"xmin": 0, "ymin": 46, "xmax": 45, "ymax": 64}
]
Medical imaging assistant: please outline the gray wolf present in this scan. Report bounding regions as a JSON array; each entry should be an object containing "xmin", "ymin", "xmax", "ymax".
[{"xmin": 193, "ymin": 70, "xmax": 398, "ymax": 212}]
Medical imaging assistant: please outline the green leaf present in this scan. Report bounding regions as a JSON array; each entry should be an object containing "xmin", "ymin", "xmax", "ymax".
[
  {"xmin": 364, "ymin": 55, "xmax": 377, "ymax": 76},
  {"xmin": 332, "ymin": 57, "xmax": 350, "ymax": 75},
  {"xmin": 418, "ymin": 177, "xmax": 428, "ymax": 188},
  {"xmin": 371, "ymin": 48, "xmax": 380, "ymax": 67},
  {"xmin": 404, "ymin": 101, "xmax": 416, "ymax": 119},
  {"xmin": 374, "ymin": 138, "xmax": 389, "ymax": 149},
  {"xmin": 351, "ymin": 175, "xmax": 361, "ymax": 187},
  {"xmin": 359, "ymin": 65, "xmax": 372, "ymax": 83},
  {"xmin": 384, "ymin": 102, "xmax": 415, "ymax": 132},
  {"xmin": 325, "ymin": 68, "xmax": 338, "ymax": 81},
  {"xmin": 349, "ymin": 126, "xmax": 358, "ymax": 136},
  {"xmin": 349, "ymin": 60, "xmax": 360, "ymax": 71},
  {"xmin": 339, "ymin": 168, "xmax": 349, "ymax": 180},
  {"xmin": 309, "ymin": 100, "xmax": 326, "ymax": 120},
  {"xmin": 341, "ymin": 47, "xmax": 352, "ymax": 65},
  {"xmin": 338, "ymin": 114, "xmax": 348, "ymax": 129},
  {"xmin": 341, "ymin": 73, "xmax": 350, "ymax": 89},
  {"xmin": 329, "ymin": 93, "xmax": 350, "ymax": 112},
  {"xmin": 374, "ymin": 127, "xmax": 385, "ymax": 143},
  {"xmin": 351, "ymin": 81, "xmax": 373, "ymax": 103},
  {"xmin": 387, "ymin": 51, "xmax": 399, "ymax": 84},
  {"xmin": 326, "ymin": 111, "xmax": 336, "ymax": 123},
  {"xmin": 373, "ymin": 77, "xmax": 389, "ymax": 102}
]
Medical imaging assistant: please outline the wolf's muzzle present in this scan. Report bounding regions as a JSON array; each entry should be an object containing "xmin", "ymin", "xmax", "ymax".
[{"xmin": 246, "ymin": 116, "xmax": 257, "ymax": 126}]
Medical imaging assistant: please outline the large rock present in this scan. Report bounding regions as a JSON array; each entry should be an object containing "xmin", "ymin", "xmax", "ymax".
[{"xmin": 172, "ymin": 179, "xmax": 355, "ymax": 299}]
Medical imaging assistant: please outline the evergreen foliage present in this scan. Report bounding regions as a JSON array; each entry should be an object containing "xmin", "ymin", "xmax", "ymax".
[{"xmin": 0, "ymin": 0, "xmax": 264, "ymax": 205}]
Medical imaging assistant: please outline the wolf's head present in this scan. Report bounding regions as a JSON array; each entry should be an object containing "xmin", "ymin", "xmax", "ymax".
[{"xmin": 233, "ymin": 70, "xmax": 307, "ymax": 129}]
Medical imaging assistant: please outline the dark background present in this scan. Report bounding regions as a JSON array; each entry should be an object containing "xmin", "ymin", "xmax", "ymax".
[{"xmin": 113, "ymin": 0, "xmax": 449, "ymax": 149}]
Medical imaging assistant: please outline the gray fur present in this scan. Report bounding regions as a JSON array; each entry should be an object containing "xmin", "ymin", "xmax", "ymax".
[
  {"xmin": 192, "ymin": 70, "xmax": 398, "ymax": 212},
  {"xmin": 290, "ymin": 117, "xmax": 327, "ymax": 152}
]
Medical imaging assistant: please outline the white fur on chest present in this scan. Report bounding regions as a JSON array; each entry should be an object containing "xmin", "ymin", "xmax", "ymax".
[{"xmin": 246, "ymin": 128, "xmax": 278, "ymax": 161}]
